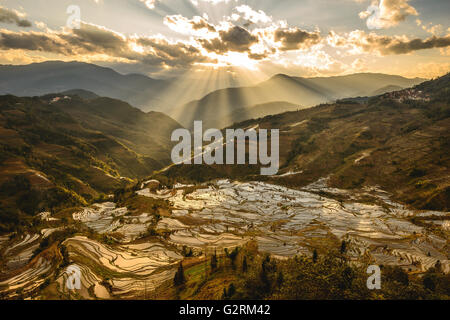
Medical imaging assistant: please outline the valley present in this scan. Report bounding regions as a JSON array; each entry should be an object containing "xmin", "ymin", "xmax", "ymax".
[
  {"xmin": 0, "ymin": 176, "xmax": 448, "ymax": 299},
  {"xmin": 0, "ymin": 71, "xmax": 448, "ymax": 300},
  {"xmin": 0, "ymin": 0, "xmax": 449, "ymax": 305}
]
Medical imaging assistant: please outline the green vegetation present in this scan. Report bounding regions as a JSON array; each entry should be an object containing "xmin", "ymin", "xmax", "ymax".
[{"xmin": 169, "ymin": 242, "xmax": 449, "ymax": 300}]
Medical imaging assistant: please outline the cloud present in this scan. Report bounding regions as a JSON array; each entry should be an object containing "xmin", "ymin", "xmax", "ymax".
[
  {"xmin": 229, "ymin": 5, "xmax": 272, "ymax": 27},
  {"xmin": 139, "ymin": 0, "xmax": 157, "ymax": 9},
  {"xmin": 199, "ymin": 26, "xmax": 258, "ymax": 53},
  {"xmin": 165, "ymin": 10, "xmax": 323, "ymax": 62},
  {"xmin": 0, "ymin": 29, "xmax": 71, "ymax": 54},
  {"xmin": 0, "ymin": 22, "xmax": 213, "ymax": 71},
  {"xmin": 136, "ymin": 36, "xmax": 211, "ymax": 67},
  {"xmin": 2, "ymin": 2, "xmax": 446, "ymax": 78},
  {"xmin": 190, "ymin": 0, "xmax": 238, "ymax": 6},
  {"xmin": 164, "ymin": 14, "xmax": 217, "ymax": 37},
  {"xmin": 274, "ymin": 27, "xmax": 321, "ymax": 51},
  {"xmin": 0, "ymin": 6, "xmax": 32, "ymax": 27},
  {"xmin": 359, "ymin": 0, "xmax": 418, "ymax": 29},
  {"xmin": 416, "ymin": 20, "xmax": 444, "ymax": 36},
  {"xmin": 328, "ymin": 30, "xmax": 450, "ymax": 55},
  {"xmin": 141, "ymin": 0, "xmax": 238, "ymax": 9},
  {"xmin": 0, "ymin": 6, "xmax": 338, "ymax": 74}
]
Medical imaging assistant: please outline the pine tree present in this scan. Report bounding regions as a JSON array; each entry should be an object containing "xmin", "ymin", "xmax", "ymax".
[
  {"xmin": 227, "ymin": 283, "xmax": 236, "ymax": 297},
  {"xmin": 228, "ymin": 247, "xmax": 239, "ymax": 270},
  {"xmin": 435, "ymin": 260, "xmax": 442, "ymax": 273},
  {"xmin": 260, "ymin": 260, "xmax": 271, "ymax": 294},
  {"xmin": 222, "ymin": 287, "xmax": 228, "ymax": 300},
  {"xmin": 174, "ymin": 262, "xmax": 185, "ymax": 286},
  {"xmin": 277, "ymin": 271, "xmax": 284, "ymax": 287},
  {"xmin": 313, "ymin": 249, "xmax": 318, "ymax": 263},
  {"xmin": 242, "ymin": 256, "xmax": 248, "ymax": 273},
  {"xmin": 211, "ymin": 252, "xmax": 218, "ymax": 271},
  {"xmin": 340, "ymin": 240, "xmax": 347, "ymax": 254}
]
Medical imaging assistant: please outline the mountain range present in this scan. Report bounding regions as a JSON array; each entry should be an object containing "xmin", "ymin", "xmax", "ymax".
[
  {"xmin": 0, "ymin": 62, "xmax": 426, "ymax": 130},
  {"xmin": 171, "ymin": 73, "xmax": 426, "ymax": 129}
]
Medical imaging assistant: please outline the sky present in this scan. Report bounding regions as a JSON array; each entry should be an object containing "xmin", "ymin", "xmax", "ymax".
[{"xmin": 0, "ymin": 0, "xmax": 449, "ymax": 82}]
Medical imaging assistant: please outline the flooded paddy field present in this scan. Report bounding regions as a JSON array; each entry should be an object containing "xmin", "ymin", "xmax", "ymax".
[{"xmin": 0, "ymin": 178, "xmax": 448, "ymax": 299}]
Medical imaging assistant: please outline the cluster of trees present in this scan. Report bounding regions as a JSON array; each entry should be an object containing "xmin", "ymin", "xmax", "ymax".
[
  {"xmin": 174, "ymin": 241, "xmax": 449, "ymax": 300},
  {"xmin": 226, "ymin": 246, "xmax": 450, "ymax": 300}
]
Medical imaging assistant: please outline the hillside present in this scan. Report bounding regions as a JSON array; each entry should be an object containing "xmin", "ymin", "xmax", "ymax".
[
  {"xmin": 164, "ymin": 73, "xmax": 450, "ymax": 211},
  {"xmin": 0, "ymin": 93, "xmax": 181, "ymax": 232},
  {"xmin": 172, "ymin": 73, "xmax": 426, "ymax": 129},
  {"xmin": 44, "ymin": 93, "xmax": 181, "ymax": 163}
]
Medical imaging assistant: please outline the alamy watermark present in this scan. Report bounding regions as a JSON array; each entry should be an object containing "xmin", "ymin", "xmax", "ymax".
[
  {"xmin": 171, "ymin": 121, "xmax": 280, "ymax": 176},
  {"xmin": 66, "ymin": 5, "xmax": 81, "ymax": 29},
  {"xmin": 361, "ymin": 3, "xmax": 382, "ymax": 30},
  {"xmin": 366, "ymin": 265, "xmax": 381, "ymax": 290}
]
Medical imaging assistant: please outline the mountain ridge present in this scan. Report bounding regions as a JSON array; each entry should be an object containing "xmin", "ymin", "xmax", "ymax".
[{"xmin": 172, "ymin": 72, "xmax": 427, "ymax": 129}]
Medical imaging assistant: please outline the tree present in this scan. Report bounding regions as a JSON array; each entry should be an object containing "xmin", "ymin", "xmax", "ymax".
[
  {"xmin": 313, "ymin": 249, "xmax": 318, "ymax": 263},
  {"xmin": 435, "ymin": 260, "xmax": 442, "ymax": 273},
  {"xmin": 276, "ymin": 271, "xmax": 284, "ymax": 287},
  {"xmin": 222, "ymin": 288, "xmax": 228, "ymax": 300},
  {"xmin": 226, "ymin": 247, "xmax": 239, "ymax": 270},
  {"xmin": 182, "ymin": 246, "xmax": 193, "ymax": 257},
  {"xmin": 340, "ymin": 240, "xmax": 347, "ymax": 254},
  {"xmin": 174, "ymin": 262, "xmax": 186, "ymax": 286},
  {"xmin": 211, "ymin": 251, "xmax": 218, "ymax": 271},
  {"xmin": 260, "ymin": 259, "xmax": 272, "ymax": 294},
  {"xmin": 227, "ymin": 283, "xmax": 236, "ymax": 297},
  {"xmin": 242, "ymin": 256, "xmax": 248, "ymax": 273},
  {"xmin": 423, "ymin": 273, "xmax": 437, "ymax": 291},
  {"xmin": 385, "ymin": 266, "xmax": 409, "ymax": 286},
  {"xmin": 222, "ymin": 284, "xmax": 236, "ymax": 300}
]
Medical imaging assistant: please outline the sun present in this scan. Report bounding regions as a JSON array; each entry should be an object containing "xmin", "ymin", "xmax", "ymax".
[{"xmin": 198, "ymin": 51, "xmax": 259, "ymax": 70}]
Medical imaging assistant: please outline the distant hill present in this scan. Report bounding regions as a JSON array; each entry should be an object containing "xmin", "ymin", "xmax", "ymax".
[
  {"xmin": 371, "ymin": 85, "xmax": 404, "ymax": 96},
  {"xmin": 0, "ymin": 61, "xmax": 249, "ymax": 113},
  {"xmin": 163, "ymin": 73, "xmax": 450, "ymax": 211},
  {"xmin": 0, "ymin": 61, "xmax": 173, "ymax": 112},
  {"xmin": 60, "ymin": 89, "xmax": 99, "ymax": 100},
  {"xmin": 172, "ymin": 73, "xmax": 426, "ymax": 129},
  {"xmin": 0, "ymin": 93, "xmax": 181, "ymax": 231}
]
